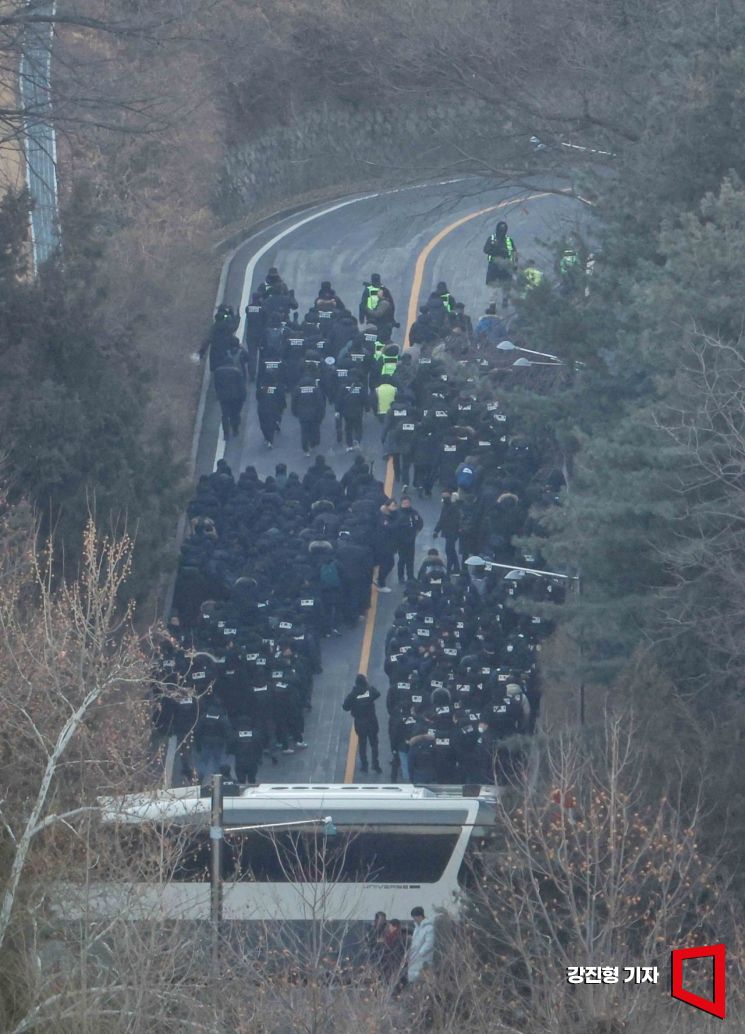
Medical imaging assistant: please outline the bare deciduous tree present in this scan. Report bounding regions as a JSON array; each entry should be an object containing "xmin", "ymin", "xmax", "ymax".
[
  {"xmin": 427, "ymin": 713, "xmax": 742, "ymax": 1033},
  {"xmin": 0, "ymin": 507, "xmax": 153, "ymax": 965},
  {"xmin": 0, "ymin": 0, "xmax": 207, "ymax": 147}
]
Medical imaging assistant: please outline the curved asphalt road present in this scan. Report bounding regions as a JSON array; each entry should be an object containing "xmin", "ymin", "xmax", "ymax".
[{"xmin": 191, "ymin": 176, "xmax": 583, "ymax": 784}]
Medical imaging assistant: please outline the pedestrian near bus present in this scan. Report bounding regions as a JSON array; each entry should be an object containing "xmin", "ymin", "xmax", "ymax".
[
  {"xmin": 381, "ymin": 918, "xmax": 407, "ymax": 989},
  {"xmin": 367, "ymin": 910, "xmax": 387, "ymax": 969},
  {"xmin": 407, "ymin": 906, "xmax": 435, "ymax": 983}
]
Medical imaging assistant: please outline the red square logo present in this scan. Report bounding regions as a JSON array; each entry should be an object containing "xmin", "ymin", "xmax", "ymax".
[{"xmin": 671, "ymin": 944, "xmax": 726, "ymax": 1019}]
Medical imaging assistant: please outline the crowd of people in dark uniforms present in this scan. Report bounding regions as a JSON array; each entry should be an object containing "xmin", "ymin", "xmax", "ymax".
[
  {"xmin": 157, "ymin": 448, "xmax": 384, "ymax": 781},
  {"xmin": 161, "ymin": 220, "xmax": 570, "ymax": 786},
  {"xmin": 334, "ymin": 348, "xmax": 566, "ymax": 784}
]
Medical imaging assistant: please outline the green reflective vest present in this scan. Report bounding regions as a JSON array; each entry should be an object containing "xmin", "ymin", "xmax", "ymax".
[
  {"xmin": 380, "ymin": 356, "xmax": 399, "ymax": 378},
  {"xmin": 376, "ymin": 382, "xmax": 397, "ymax": 415},
  {"xmin": 441, "ymin": 293, "xmax": 455, "ymax": 313},
  {"xmin": 523, "ymin": 266, "xmax": 544, "ymax": 289},
  {"xmin": 365, "ymin": 285, "xmax": 382, "ymax": 311},
  {"xmin": 373, "ymin": 340, "xmax": 385, "ymax": 361},
  {"xmin": 560, "ymin": 250, "xmax": 580, "ymax": 274},
  {"xmin": 488, "ymin": 235, "xmax": 515, "ymax": 262}
]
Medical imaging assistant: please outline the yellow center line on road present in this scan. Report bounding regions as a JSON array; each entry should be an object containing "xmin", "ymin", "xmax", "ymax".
[{"xmin": 342, "ymin": 191, "xmax": 550, "ymax": 782}]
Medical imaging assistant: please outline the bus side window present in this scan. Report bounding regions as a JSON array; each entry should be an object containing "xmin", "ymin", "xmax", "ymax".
[
  {"xmin": 345, "ymin": 833, "xmax": 459, "ymax": 883},
  {"xmin": 108, "ymin": 823, "xmax": 213, "ymax": 883},
  {"xmin": 222, "ymin": 832, "xmax": 460, "ymax": 884},
  {"xmin": 225, "ymin": 831, "xmax": 319, "ymax": 883}
]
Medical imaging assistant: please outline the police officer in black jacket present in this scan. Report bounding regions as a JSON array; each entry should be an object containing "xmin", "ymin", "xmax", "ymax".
[
  {"xmin": 337, "ymin": 373, "xmax": 368, "ymax": 449},
  {"xmin": 256, "ymin": 378, "xmax": 285, "ymax": 447},
  {"xmin": 395, "ymin": 495, "xmax": 424, "ymax": 583},
  {"xmin": 343, "ymin": 674, "xmax": 382, "ymax": 774},
  {"xmin": 213, "ymin": 342, "xmax": 249, "ymax": 441},
  {"xmin": 243, "ymin": 291, "xmax": 266, "ymax": 380},
  {"xmin": 199, "ymin": 305, "xmax": 241, "ymax": 371},
  {"xmin": 292, "ymin": 372, "xmax": 326, "ymax": 455},
  {"xmin": 336, "ymin": 529, "xmax": 374, "ymax": 621},
  {"xmin": 433, "ymin": 490, "xmax": 462, "ymax": 573},
  {"xmin": 231, "ymin": 713, "xmax": 265, "ymax": 784}
]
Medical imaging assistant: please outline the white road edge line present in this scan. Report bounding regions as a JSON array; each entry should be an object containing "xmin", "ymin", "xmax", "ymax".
[{"xmin": 168, "ymin": 178, "xmax": 472, "ymax": 638}]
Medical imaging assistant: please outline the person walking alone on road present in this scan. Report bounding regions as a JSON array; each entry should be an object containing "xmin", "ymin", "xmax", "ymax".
[
  {"xmin": 342, "ymin": 673, "xmax": 382, "ymax": 774},
  {"xmin": 484, "ymin": 220, "xmax": 518, "ymax": 308}
]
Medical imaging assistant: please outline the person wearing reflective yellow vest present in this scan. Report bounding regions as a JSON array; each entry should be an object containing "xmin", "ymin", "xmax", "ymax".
[
  {"xmin": 360, "ymin": 273, "xmax": 397, "ymax": 343},
  {"xmin": 484, "ymin": 221, "xmax": 518, "ymax": 307},
  {"xmin": 373, "ymin": 338, "xmax": 386, "ymax": 363},
  {"xmin": 520, "ymin": 259, "xmax": 544, "ymax": 292},
  {"xmin": 558, "ymin": 247, "xmax": 582, "ymax": 295},
  {"xmin": 559, "ymin": 248, "xmax": 580, "ymax": 275},
  {"xmin": 375, "ymin": 377, "xmax": 398, "ymax": 419},
  {"xmin": 484, "ymin": 222, "xmax": 518, "ymax": 275},
  {"xmin": 436, "ymin": 280, "xmax": 456, "ymax": 313},
  {"xmin": 362, "ymin": 281, "xmax": 382, "ymax": 316},
  {"xmin": 360, "ymin": 273, "xmax": 386, "ymax": 320},
  {"xmin": 379, "ymin": 344, "xmax": 400, "ymax": 380}
]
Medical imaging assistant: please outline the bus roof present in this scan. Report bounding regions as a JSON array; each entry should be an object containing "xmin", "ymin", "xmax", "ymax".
[{"xmin": 99, "ymin": 784, "xmax": 498, "ymax": 828}]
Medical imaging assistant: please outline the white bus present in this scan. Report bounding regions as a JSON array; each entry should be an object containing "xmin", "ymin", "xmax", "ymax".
[{"xmin": 80, "ymin": 783, "xmax": 498, "ymax": 924}]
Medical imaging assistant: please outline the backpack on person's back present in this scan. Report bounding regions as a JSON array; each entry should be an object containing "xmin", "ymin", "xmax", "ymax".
[
  {"xmin": 456, "ymin": 464, "xmax": 477, "ymax": 491},
  {"xmin": 369, "ymin": 295, "xmax": 392, "ymax": 321},
  {"xmin": 320, "ymin": 559, "xmax": 342, "ymax": 590}
]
